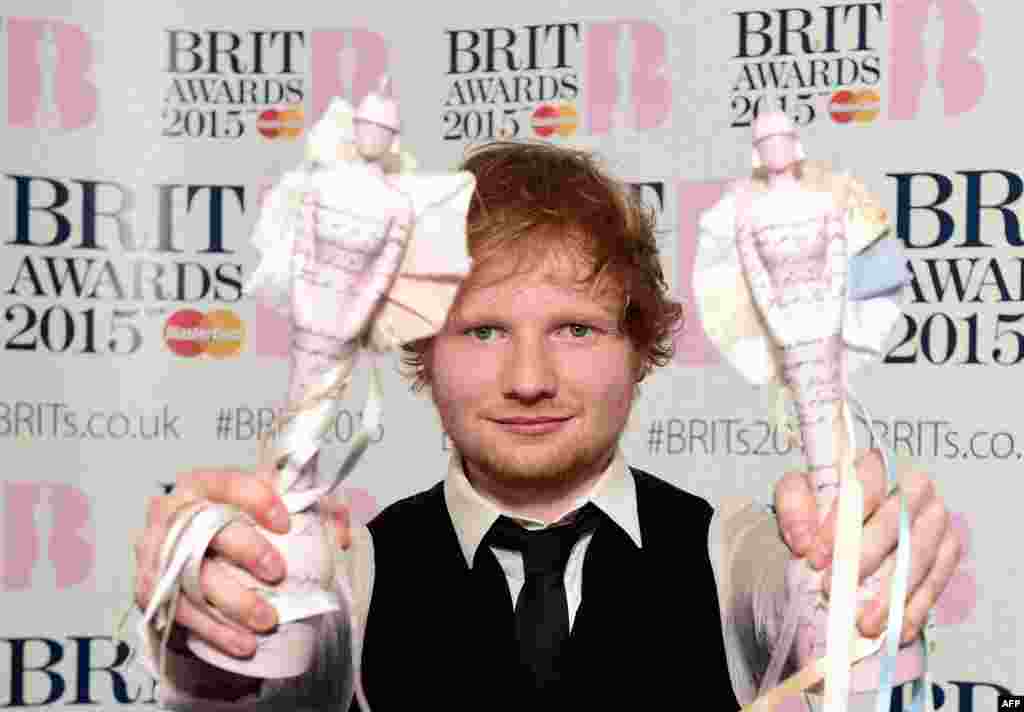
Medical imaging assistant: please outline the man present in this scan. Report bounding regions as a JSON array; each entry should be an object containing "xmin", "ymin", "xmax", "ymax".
[{"xmin": 134, "ymin": 141, "xmax": 960, "ymax": 710}]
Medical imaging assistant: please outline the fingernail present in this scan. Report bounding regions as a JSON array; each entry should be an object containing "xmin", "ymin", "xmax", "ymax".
[
  {"xmin": 256, "ymin": 550, "xmax": 283, "ymax": 581},
  {"xmin": 857, "ymin": 598, "xmax": 876, "ymax": 627},
  {"xmin": 269, "ymin": 504, "xmax": 290, "ymax": 532},
  {"xmin": 869, "ymin": 601, "xmax": 888, "ymax": 634},
  {"xmin": 249, "ymin": 603, "xmax": 277, "ymax": 632},
  {"xmin": 231, "ymin": 633, "xmax": 257, "ymax": 657},
  {"xmin": 813, "ymin": 542, "xmax": 832, "ymax": 569}
]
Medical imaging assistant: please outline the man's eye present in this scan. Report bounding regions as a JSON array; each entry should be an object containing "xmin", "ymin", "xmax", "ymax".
[
  {"xmin": 466, "ymin": 326, "xmax": 502, "ymax": 341},
  {"xmin": 562, "ymin": 324, "xmax": 594, "ymax": 338}
]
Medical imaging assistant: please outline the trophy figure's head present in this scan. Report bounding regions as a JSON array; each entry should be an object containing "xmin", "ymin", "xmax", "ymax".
[
  {"xmin": 354, "ymin": 76, "xmax": 401, "ymax": 162},
  {"xmin": 751, "ymin": 111, "xmax": 805, "ymax": 174}
]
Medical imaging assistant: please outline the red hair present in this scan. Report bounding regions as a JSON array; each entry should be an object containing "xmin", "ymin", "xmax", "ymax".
[{"xmin": 401, "ymin": 140, "xmax": 683, "ymax": 390}]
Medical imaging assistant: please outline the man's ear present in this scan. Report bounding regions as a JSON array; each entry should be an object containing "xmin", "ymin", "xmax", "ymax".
[
  {"xmin": 397, "ymin": 336, "xmax": 434, "ymax": 393},
  {"xmin": 633, "ymin": 352, "xmax": 649, "ymax": 384},
  {"xmin": 416, "ymin": 337, "xmax": 436, "ymax": 392},
  {"xmin": 626, "ymin": 342, "xmax": 643, "ymax": 381}
]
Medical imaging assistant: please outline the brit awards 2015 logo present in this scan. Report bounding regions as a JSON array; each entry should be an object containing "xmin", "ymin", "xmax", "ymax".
[
  {"xmin": 5, "ymin": 17, "xmax": 98, "ymax": 131},
  {"xmin": 728, "ymin": 0, "xmax": 985, "ymax": 128},
  {"xmin": 159, "ymin": 27, "xmax": 389, "ymax": 141},
  {"xmin": 884, "ymin": 167, "xmax": 1024, "ymax": 367},
  {"xmin": 1, "ymin": 482, "xmax": 94, "ymax": 590},
  {"xmin": 729, "ymin": 4, "xmax": 885, "ymax": 127},
  {"xmin": 441, "ymin": 20, "xmax": 671, "ymax": 142},
  {"xmin": 2, "ymin": 175, "xmax": 247, "ymax": 359},
  {"xmin": 162, "ymin": 29, "xmax": 306, "ymax": 140}
]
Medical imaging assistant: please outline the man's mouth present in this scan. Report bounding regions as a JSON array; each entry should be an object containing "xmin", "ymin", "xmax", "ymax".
[{"xmin": 491, "ymin": 416, "xmax": 574, "ymax": 434}]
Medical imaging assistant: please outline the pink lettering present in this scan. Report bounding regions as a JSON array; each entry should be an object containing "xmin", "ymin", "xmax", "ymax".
[
  {"xmin": 1, "ymin": 483, "xmax": 42, "ymax": 589},
  {"xmin": 310, "ymin": 29, "xmax": 389, "ymax": 127},
  {"xmin": 6, "ymin": 18, "xmax": 97, "ymax": 130},
  {"xmin": 2, "ymin": 482, "xmax": 94, "ymax": 590},
  {"xmin": 675, "ymin": 181, "xmax": 728, "ymax": 366},
  {"xmin": 48, "ymin": 484, "xmax": 94, "ymax": 588},
  {"xmin": 890, "ymin": 0, "xmax": 984, "ymax": 119},
  {"xmin": 586, "ymin": 21, "xmax": 671, "ymax": 134}
]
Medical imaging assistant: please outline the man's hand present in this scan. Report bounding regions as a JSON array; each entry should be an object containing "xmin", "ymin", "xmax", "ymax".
[
  {"xmin": 774, "ymin": 450, "xmax": 961, "ymax": 643},
  {"xmin": 135, "ymin": 466, "xmax": 317, "ymax": 659}
]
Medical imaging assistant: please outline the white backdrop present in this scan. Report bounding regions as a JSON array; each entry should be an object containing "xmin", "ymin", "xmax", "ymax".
[{"xmin": 1, "ymin": 1, "xmax": 1018, "ymax": 709}]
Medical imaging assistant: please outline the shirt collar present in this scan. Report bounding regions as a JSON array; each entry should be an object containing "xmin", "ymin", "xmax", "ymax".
[{"xmin": 443, "ymin": 448, "xmax": 642, "ymax": 568}]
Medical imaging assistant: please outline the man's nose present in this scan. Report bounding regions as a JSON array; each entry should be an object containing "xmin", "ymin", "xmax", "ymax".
[{"xmin": 501, "ymin": 334, "xmax": 557, "ymax": 402}]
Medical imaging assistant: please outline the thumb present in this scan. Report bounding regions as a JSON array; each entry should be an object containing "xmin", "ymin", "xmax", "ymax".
[{"xmin": 774, "ymin": 469, "xmax": 819, "ymax": 557}]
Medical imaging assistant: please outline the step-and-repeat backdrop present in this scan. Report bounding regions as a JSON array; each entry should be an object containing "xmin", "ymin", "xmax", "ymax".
[{"xmin": 1, "ymin": 1, "xmax": 1018, "ymax": 708}]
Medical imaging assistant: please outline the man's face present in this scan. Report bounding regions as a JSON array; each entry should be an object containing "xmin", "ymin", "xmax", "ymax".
[{"xmin": 426, "ymin": 247, "xmax": 640, "ymax": 488}]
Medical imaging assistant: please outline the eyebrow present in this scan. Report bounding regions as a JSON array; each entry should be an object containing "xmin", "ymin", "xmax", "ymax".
[
  {"xmin": 453, "ymin": 303, "xmax": 621, "ymax": 326},
  {"xmin": 452, "ymin": 278, "xmax": 625, "ymax": 323}
]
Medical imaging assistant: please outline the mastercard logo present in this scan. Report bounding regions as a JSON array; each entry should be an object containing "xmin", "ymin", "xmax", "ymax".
[
  {"xmin": 257, "ymin": 106, "xmax": 304, "ymax": 139},
  {"xmin": 829, "ymin": 89, "xmax": 880, "ymax": 124},
  {"xmin": 164, "ymin": 309, "xmax": 245, "ymax": 359},
  {"xmin": 531, "ymin": 103, "xmax": 578, "ymax": 138}
]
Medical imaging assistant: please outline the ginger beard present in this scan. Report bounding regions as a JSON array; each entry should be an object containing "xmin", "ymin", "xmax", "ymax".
[{"xmin": 425, "ymin": 249, "xmax": 640, "ymax": 497}]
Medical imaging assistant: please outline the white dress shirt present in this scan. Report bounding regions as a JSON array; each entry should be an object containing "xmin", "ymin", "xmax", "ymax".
[{"xmin": 443, "ymin": 448, "xmax": 643, "ymax": 628}]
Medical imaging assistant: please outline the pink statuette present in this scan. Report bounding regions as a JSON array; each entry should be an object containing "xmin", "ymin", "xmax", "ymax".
[
  {"xmin": 137, "ymin": 78, "xmax": 475, "ymax": 711},
  {"xmin": 693, "ymin": 112, "xmax": 922, "ymax": 712}
]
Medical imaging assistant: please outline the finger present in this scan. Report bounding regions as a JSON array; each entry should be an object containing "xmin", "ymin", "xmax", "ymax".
[
  {"xmin": 134, "ymin": 550, "xmax": 156, "ymax": 612},
  {"xmin": 135, "ymin": 468, "xmax": 286, "ymax": 610},
  {"xmin": 135, "ymin": 500, "xmax": 162, "ymax": 592},
  {"xmin": 207, "ymin": 519, "xmax": 286, "ymax": 584},
  {"xmin": 171, "ymin": 588, "xmax": 260, "ymax": 658},
  {"xmin": 808, "ymin": 499, "xmax": 838, "ymax": 571},
  {"xmin": 810, "ymin": 450, "xmax": 887, "ymax": 571},
  {"xmin": 198, "ymin": 557, "xmax": 279, "ymax": 634},
  {"xmin": 856, "ymin": 498, "xmax": 951, "ymax": 637},
  {"xmin": 853, "ymin": 449, "xmax": 888, "ymax": 519},
  {"xmin": 774, "ymin": 469, "xmax": 817, "ymax": 556},
  {"xmin": 899, "ymin": 529, "xmax": 961, "ymax": 644},
  {"xmin": 135, "ymin": 525, "xmax": 165, "ymax": 610},
  {"xmin": 177, "ymin": 467, "xmax": 289, "ymax": 534},
  {"xmin": 892, "ymin": 484, "xmax": 947, "ymax": 595},
  {"xmin": 827, "ymin": 468, "xmax": 936, "ymax": 590}
]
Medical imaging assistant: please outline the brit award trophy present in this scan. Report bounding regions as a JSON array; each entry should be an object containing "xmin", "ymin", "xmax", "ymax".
[
  {"xmin": 695, "ymin": 112, "xmax": 930, "ymax": 712},
  {"xmin": 137, "ymin": 78, "xmax": 476, "ymax": 711}
]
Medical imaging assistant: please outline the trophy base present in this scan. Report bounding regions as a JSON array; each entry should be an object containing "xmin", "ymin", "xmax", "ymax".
[
  {"xmin": 186, "ymin": 620, "xmax": 319, "ymax": 679},
  {"xmin": 182, "ymin": 510, "xmax": 344, "ymax": 680}
]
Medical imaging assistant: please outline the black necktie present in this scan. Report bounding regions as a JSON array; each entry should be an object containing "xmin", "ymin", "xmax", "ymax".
[{"xmin": 483, "ymin": 503, "xmax": 603, "ymax": 693}]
